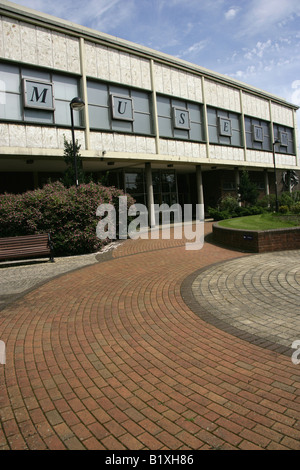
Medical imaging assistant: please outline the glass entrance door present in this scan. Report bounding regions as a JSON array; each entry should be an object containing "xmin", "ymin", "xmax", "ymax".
[
  {"xmin": 123, "ymin": 168, "xmax": 179, "ymax": 224},
  {"xmin": 152, "ymin": 170, "xmax": 179, "ymax": 224}
]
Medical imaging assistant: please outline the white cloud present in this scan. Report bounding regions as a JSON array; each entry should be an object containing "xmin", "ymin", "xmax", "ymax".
[
  {"xmin": 225, "ymin": 8, "xmax": 238, "ymax": 20},
  {"xmin": 186, "ymin": 40, "xmax": 209, "ymax": 54},
  {"xmin": 239, "ymin": 0, "xmax": 300, "ymax": 36},
  {"xmin": 291, "ymin": 80, "xmax": 300, "ymax": 106},
  {"xmin": 10, "ymin": 0, "xmax": 136, "ymax": 34},
  {"xmin": 244, "ymin": 39, "xmax": 272, "ymax": 60}
]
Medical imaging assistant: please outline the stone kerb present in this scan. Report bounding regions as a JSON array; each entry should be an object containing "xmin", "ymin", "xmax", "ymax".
[{"xmin": 212, "ymin": 221, "xmax": 300, "ymax": 253}]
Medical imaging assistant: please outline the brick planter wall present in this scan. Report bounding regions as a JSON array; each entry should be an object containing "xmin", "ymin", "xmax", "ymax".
[{"xmin": 212, "ymin": 222, "xmax": 300, "ymax": 253}]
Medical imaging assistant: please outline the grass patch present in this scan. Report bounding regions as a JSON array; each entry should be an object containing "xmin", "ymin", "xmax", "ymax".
[{"xmin": 218, "ymin": 213, "xmax": 300, "ymax": 230}]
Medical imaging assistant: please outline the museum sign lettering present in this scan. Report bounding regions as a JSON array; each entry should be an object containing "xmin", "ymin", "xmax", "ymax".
[{"xmin": 22, "ymin": 79, "xmax": 55, "ymax": 110}]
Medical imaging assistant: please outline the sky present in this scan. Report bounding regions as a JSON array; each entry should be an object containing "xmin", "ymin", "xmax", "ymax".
[{"xmin": 7, "ymin": 0, "xmax": 300, "ymax": 125}]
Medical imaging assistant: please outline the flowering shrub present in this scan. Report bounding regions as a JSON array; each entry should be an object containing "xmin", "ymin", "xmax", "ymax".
[{"xmin": 0, "ymin": 182, "xmax": 135, "ymax": 256}]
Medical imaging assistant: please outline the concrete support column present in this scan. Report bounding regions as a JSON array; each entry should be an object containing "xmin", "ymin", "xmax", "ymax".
[
  {"xmin": 293, "ymin": 109, "xmax": 299, "ymax": 167},
  {"xmin": 196, "ymin": 165, "xmax": 205, "ymax": 220},
  {"xmin": 239, "ymin": 90, "xmax": 247, "ymax": 161},
  {"xmin": 264, "ymin": 169, "xmax": 270, "ymax": 196},
  {"xmin": 79, "ymin": 38, "xmax": 90, "ymax": 151},
  {"xmin": 196, "ymin": 165, "xmax": 204, "ymax": 204},
  {"xmin": 201, "ymin": 77, "xmax": 210, "ymax": 159},
  {"xmin": 150, "ymin": 59, "xmax": 160, "ymax": 155},
  {"xmin": 145, "ymin": 162, "xmax": 156, "ymax": 228}
]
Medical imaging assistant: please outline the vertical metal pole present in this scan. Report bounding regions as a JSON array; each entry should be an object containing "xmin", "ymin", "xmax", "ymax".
[
  {"xmin": 235, "ymin": 167, "xmax": 241, "ymax": 206},
  {"xmin": 70, "ymin": 105, "xmax": 78, "ymax": 188},
  {"xmin": 201, "ymin": 77, "xmax": 210, "ymax": 160}
]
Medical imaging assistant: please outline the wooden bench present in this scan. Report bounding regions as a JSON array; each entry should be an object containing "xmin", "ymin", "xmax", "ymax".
[{"xmin": 0, "ymin": 233, "xmax": 54, "ymax": 263}]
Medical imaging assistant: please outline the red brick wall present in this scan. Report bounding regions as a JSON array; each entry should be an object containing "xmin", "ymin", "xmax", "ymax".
[{"xmin": 212, "ymin": 223, "xmax": 300, "ymax": 253}]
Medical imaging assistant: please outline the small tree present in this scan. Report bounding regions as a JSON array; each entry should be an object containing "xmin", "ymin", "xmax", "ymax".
[
  {"xmin": 238, "ymin": 170, "xmax": 259, "ymax": 206},
  {"xmin": 62, "ymin": 136, "xmax": 86, "ymax": 187}
]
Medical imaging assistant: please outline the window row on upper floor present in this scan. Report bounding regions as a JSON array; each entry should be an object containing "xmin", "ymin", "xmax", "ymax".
[{"xmin": 0, "ymin": 62, "xmax": 296, "ymax": 155}]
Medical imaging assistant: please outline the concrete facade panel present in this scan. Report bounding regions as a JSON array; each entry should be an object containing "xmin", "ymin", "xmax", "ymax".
[
  {"xmin": 52, "ymin": 32, "xmax": 68, "ymax": 71},
  {"xmin": 8, "ymin": 124, "xmax": 26, "ymax": 147},
  {"xmin": 0, "ymin": 124, "xmax": 9, "ymax": 147},
  {"xmin": 154, "ymin": 63, "xmax": 203, "ymax": 102},
  {"xmin": 271, "ymin": 102, "xmax": 294, "ymax": 127},
  {"xmin": 205, "ymin": 79, "xmax": 241, "ymax": 112},
  {"xmin": 246, "ymin": 149, "xmax": 273, "ymax": 165},
  {"xmin": 41, "ymin": 127, "xmax": 59, "ymax": 149},
  {"xmin": 95, "ymin": 44, "xmax": 110, "ymax": 79},
  {"xmin": 242, "ymin": 92, "xmax": 270, "ymax": 120},
  {"xmin": 26, "ymin": 125, "xmax": 43, "ymax": 148},
  {"xmin": 84, "ymin": 42, "xmax": 151, "ymax": 89},
  {"xmin": 2, "ymin": 18, "xmax": 22, "ymax": 61},
  {"xmin": 85, "ymin": 41, "xmax": 98, "ymax": 78},
  {"xmin": 210, "ymin": 145, "xmax": 245, "ymax": 161},
  {"xmin": 276, "ymin": 153, "xmax": 297, "ymax": 166},
  {"xmin": 67, "ymin": 36, "xmax": 81, "ymax": 74},
  {"xmin": 146, "ymin": 137, "xmax": 156, "ymax": 154},
  {"xmin": 99, "ymin": 132, "xmax": 114, "ymax": 152},
  {"xmin": 36, "ymin": 27, "xmax": 54, "ymax": 68},
  {"xmin": 20, "ymin": 22, "xmax": 38, "ymax": 64},
  {"xmin": 108, "ymin": 49, "xmax": 121, "ymax": 83}
]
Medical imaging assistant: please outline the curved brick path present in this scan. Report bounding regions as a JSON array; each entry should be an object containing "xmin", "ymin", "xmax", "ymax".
[{"xmin": 0, "ymin": 223, "xmax": 299, "ymax": 450}]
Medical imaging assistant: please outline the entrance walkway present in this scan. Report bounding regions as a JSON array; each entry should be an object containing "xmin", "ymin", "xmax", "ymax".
[{"xmin": 0, "ymin": 223, "xmax": 299, "ymax": 450}]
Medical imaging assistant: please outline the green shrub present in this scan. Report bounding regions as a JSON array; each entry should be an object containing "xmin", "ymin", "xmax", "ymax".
[
  {"xmin": 290, "ymin": 202, "xmax": 300, "ymax": 214},
  {"xmin": 235, "ymin": 206, "xmax": 264, "ymax": 217},
  {"xmin": 238, "ymin": 170, "xmax": 259, "ymax": 206},
  {"xmin": 0, "ymin": 181, "xmax": 135, "ymax": 256},
  {"xmin": 278, "ymin": 192, "xmax": 294, "ymax": 209},
  {"xmin": 257, "ymin": 195, "xmax": 273, "ymax": 209},
  {"xmin": 293, "ymin": 191, "xmax": 300, "ymax": 203},
  {"xmin": 208, "ymin": 197, "xmax": 264, "ymax": 221},
  {"xmin": 219, "ymin": 195, "xmax": 239, "ymax": 213},
  {"xmin": 279, "ymin": 205, "xmax": 289, "ymax": 214},
  {"xmin": 208, "ymin": 208, "xmax": 232, "ymax": 221}
]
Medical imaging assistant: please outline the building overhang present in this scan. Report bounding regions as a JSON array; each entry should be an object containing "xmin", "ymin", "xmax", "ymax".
[{"xmin": 1, "ymin": 147, "xmax": 299, "ymax": 174}]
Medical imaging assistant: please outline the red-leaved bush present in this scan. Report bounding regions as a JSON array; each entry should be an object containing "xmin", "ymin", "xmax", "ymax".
[{"xmin": 0, "ymin": 182, "xmax": 135, "ymax": 256}]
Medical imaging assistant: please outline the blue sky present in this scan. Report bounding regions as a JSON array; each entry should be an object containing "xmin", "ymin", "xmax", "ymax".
[{"xmin": 9, "ymin": 0, "xmax": 300, "ymax": 111}]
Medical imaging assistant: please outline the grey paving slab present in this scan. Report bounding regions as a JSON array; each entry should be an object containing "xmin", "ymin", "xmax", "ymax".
[{"xmin": 189, "ymin": 250, "xmax": 300, "ymax": 353}]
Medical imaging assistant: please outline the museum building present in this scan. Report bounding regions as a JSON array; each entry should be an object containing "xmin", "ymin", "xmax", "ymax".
[{"xmin": 0, "ymin": 0, "xmax": 299, "ymax": 224}]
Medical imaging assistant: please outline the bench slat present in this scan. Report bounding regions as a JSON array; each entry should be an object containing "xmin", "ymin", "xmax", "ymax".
[
  {"xmin": 0, "ymin": 233, "xmax": 54, "ymax": 262},
  {"xmin": 0, "ymin": 250, "xmax": 50, "ymax": 257},
  {"xmin": 0, "ymin": 235, "xmax": 48, "ymax": 243}
]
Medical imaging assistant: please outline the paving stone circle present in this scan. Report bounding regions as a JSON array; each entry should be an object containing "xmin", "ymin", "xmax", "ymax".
[{"xmin": 190, "ymin": 250, "xmax": 300, "ymax": 353}]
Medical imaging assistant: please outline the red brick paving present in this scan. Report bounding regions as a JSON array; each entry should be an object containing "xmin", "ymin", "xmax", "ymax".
[{"xmin": 0, "ymin": 223, "xmax": 299, "ymax": 450}]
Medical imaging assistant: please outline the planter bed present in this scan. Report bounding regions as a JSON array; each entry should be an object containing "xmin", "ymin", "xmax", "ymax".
[{"xmin": 212, "ymin": 222, "xmax": 300, "ymax": 253}]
